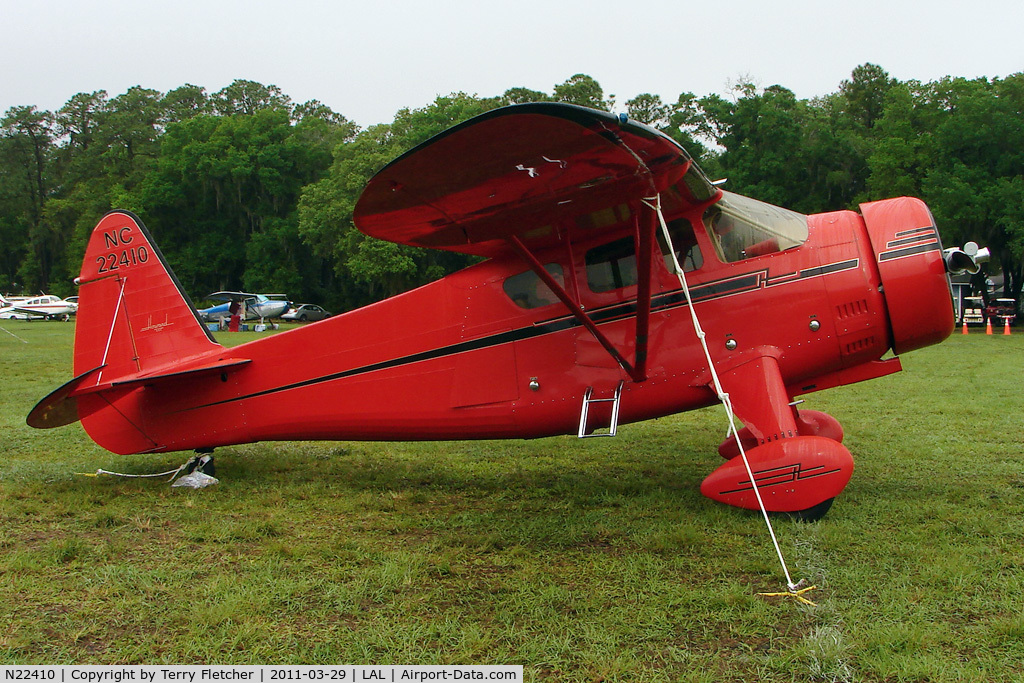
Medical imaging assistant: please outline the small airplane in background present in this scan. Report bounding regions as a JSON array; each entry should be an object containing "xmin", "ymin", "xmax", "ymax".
[
  {"xmin": 0, "ymin": 293, "xmax": 78, "ymax": 320},
  {"xmin": 197, "ymin": 292, "xmax": 290, "ymax": 323},
  {"xmin": 29, "ymin": 103, "xmax": 986, "ymax": 520}
]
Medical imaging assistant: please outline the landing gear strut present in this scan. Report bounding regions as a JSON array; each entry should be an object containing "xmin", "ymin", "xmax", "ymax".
[
  {"xmin": 700, "ymin": 352, "xmax": 853, "ymax": 519},
  {"xmin": 187, "ymin": 448, "xmax": 216, "ymax": 477}
]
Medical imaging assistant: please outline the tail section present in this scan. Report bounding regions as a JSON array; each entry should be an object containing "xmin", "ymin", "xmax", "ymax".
[
  {"xmin": 73, "ymin": 210, "xmax": 219, "ymax": 378},
  {"xmin": 0, "ymin": 292, "xmax": 23, "ymax": 308},
  {"xmin": 28, "ymin": 211, "xmax": 241, "ymax": 454}
]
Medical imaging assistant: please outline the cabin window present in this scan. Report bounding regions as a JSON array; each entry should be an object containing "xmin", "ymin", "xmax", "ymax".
[
  {"xmin": 703, "ymin": 191, "xmax": 808, "ymax": 262},
  {"xmin": 586, "ymin": 237, "xmax": 638, "ymax": 293},
  {"xmin": 504, "ymin": 263, "xmax": 564, "ymax": 309},
  {"xmin": 657, "ymin": 218, "xmax": 703, "ymax": 273},
  {"xmin": 585, "ymin": 220, "xmax": 704, "ymax": 294}
]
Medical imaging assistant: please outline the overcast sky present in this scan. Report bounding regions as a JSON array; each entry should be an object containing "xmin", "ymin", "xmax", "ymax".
[{"xmin": 3, "ymin": 0, "xmax": 1022, "ymax": 127}]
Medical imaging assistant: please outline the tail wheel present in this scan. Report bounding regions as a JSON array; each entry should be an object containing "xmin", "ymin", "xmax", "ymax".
[{"xmin": 187, "ymin": 451, "xmax": 216, "ymax": 477}]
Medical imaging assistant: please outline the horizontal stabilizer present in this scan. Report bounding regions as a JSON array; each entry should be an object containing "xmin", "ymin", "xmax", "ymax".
[
  {"xmin": 27, "ymin": 366, "xmax": 107, "ymax": 429},
  {"xmin": 27, "ymin": 357, "xmax": 251, "ymax": 429},
  {"xmin": 110, "ymin": 357, "xmax": 252, "ymax": 389}
]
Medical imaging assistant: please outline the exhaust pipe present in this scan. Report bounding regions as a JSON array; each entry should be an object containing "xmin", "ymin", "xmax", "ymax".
[{"xmin": 944, "ymin": 241, "xmax": 990, "ymax": 274}]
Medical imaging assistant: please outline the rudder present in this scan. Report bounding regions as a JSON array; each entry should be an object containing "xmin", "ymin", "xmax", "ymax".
[
  {"xmin": 74, "ymin": 210, "xmax": 220, "ymax": 379},
  {"xmin": 29, "ymin": 211, "xmax": 225, "ymax": 453},
  {"xmin": 68, "ymin": 211, "xmax": 223, "ymax": 453}
]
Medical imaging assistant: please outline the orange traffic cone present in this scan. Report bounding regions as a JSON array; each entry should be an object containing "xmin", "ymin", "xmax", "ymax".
[
  {"xmin": 962, "ymin": 321, "xmax": 969, "ymax": 335},
  {"xmin": 986, "ymin": 319, "xmax": 993, "ymax": 335},
  {"xmin": 1004, "ymin": 318, "xmax": 1012, "ymax": 335}
]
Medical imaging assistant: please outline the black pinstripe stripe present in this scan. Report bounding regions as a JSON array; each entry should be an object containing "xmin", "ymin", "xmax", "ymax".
[{"xmin": 189, "ymin": 258, "xmax": 860, "ymax": 409}]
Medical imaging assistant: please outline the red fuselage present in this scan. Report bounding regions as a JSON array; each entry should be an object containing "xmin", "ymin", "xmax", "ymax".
[{"xmin": 72, "ymin": 196, "xmax": 950, "ymax": 455}]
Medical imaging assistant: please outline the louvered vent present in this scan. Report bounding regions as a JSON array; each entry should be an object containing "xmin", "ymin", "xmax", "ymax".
[
  {"xmin": 836, "ymin": 299, "xmax": 869, "ymax": 319},
  {"xmin": 845, "ymin": 336, "xmax": 876, "ymax": 355}
]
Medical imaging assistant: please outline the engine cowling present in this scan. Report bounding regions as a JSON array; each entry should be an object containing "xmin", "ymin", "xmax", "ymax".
[{"xmin": 861, "ymin": 197, "xmax": 955, "ymax": 354}]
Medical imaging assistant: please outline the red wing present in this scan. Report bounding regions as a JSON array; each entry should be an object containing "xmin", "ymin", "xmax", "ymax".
[{"xmin": 353, "ymin": 103, "xmax": 701, "ymax": 257}]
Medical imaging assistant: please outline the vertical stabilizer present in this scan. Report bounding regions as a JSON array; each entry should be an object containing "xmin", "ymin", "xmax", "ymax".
[
  {"xmin": 71, "ymin": 211, "xmax": 223, "ymax": 453},
  {"xmin": 28, "ymin": 211, "xmax": 226, "ymax": 454},
  {"xmin": 74, "ymin": 210, "xmax": 220, "ymax": 380}
]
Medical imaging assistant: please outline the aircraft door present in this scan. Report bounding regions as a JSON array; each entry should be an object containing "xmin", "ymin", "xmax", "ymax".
[
  {"xmin": 575, "ymin": 236, "xmax": 640, "ymax": 371},
  {"xmin": 448, "ymin": 269, "xmax": 522, "ymax": 410},
  {"xmin": 572, "ymin": 214, "xmax": 704, "ymax": 377}
]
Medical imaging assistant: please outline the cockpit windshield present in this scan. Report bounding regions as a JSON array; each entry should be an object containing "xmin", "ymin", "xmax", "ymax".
[{"xmin": 704, "ymin": 191, "xmax": 808, "ymax": 262}]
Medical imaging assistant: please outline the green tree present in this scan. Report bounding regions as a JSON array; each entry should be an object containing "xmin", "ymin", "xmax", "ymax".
[
  {"xmin": 696, "ymin": 77, "xmax": 875, "ymax": 213},
  {"xmin": 213, "ymin": 79, "xmax": 292, "ymax": 117},
  {"xmin": 866, "ymin": 82, "xmax": 928, "ymax": 199},
  {"xmin": 161, "ymin": 84, "xmax": 211, "ymax": 124},
  {"xmin": 625, "ymin": 93, "xmax": 669, "ymax": 127},
  {"xmin": 293, "ymin": 99, "xmax": 354, "ymax": 128},
  {"xmin": 0, "ymin": 133, "xmax": 34, "ymax": 291},
  {"xmin": 1, "ymin": 106, "xmax": 51, "ymax": 226},
  {"xmin": 501, "ymin": 87, "xmax": 550, "ymax": 105},
  {"xmin": 798, "ymin": 93, "xmax": 870, "ymax": 210},
  {"xmin": 389, "ymin": 92, "xmax": 501, "ymax": 147},
  {"xmin": 55, "ymin": 91, "xmax": 108, "ymax": 154},
  {"xmin": 138, "ymin": 106, "xmax": 337, "ymax": 300},
  {"xmin": 839, "ymin": 62, "xmax": 896, "ymax": 131},
  {"xmin": 1, "ymin": 105, "xmax": 59, "ymax": 291},
  {"xmin": 102, "ymin": 86, "xmax": 163, "ymax": 182},
  {"xmin": 298, "ymin": 94, "xmax": 498, "ymax": 308},
  {"xmin": 919, "ymin": 75, "xmax": 1024, "ymax": 305},
  {"xmin": 50, "ymin": 87, "xmax": 171, "ymax": 287},
  {"xmin": 706, "ymin": 84, "xmax": 806, "ymax": 208},
  {"xmin": 553, "ymin": 74, "xmax": 611, "ymax": 111}
]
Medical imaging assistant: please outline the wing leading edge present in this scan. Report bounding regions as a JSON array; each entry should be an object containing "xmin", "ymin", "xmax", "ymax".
[{"xmin": 353, "ymin": 103, "xmax": 712, "ymax": 258}]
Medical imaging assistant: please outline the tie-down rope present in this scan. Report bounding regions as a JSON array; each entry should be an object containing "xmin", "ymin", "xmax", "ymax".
[
  {"xmin": 77, "ymin": 453, "xmax": 201, "ymax": 483},
  {"xmin": 642, "ymin": 194, "xmax": 813, "ymax": 604}
]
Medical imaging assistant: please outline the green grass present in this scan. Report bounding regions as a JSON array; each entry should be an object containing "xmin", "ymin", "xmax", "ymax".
[{"xmin": 1, "ymin": 321, "xmax": 1022, "ymax": 680}]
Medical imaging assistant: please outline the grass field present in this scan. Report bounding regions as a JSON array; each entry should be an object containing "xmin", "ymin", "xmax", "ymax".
[{"xmin": 1, "ymin": 321, "xmax": 1022, "ymax": 681}]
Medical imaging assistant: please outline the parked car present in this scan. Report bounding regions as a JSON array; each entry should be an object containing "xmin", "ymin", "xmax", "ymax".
[
  {"xmin": 282, "ymin": 304, "xmax": 331, "ymax": 322},
  {"xmin": 960, "ymin": 296, "xmax": 985, "ymax": 324},
  {"xmin": 986, "ymin": 298, "xmax": 1017, "ymax": 323}
]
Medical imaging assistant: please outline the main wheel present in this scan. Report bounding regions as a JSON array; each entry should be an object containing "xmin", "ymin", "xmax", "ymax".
[
  {"xmin": 783, "ymin": 497, "xmax": 834, "ymax": 522},
  {"xmin": 702, "ymin": 437, "xmax": 854, "ymax": 515}
]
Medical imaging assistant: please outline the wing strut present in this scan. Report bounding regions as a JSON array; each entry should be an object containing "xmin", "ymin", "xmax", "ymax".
[
  {"xmin": 506, "ymin": 199, "xmax": 661, "ymax": 384},
  {"xmin": 633, "ymin": 201, "xmax": 656, "ymax": 381},
  {"xmin": 506, "ymin": 235, "xmax": 640, "ymax": 381}
]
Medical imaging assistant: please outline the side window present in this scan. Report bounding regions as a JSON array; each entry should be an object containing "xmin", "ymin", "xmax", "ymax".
[
  {"xmin": 705, "ymin": 207, "xmax": 767, "ymax": 262},
  {"xmin": 703, "ymin": 192, "xmax": 809, "ymax": 263},
  {"xmin": 504, "ymin": 264, "xmax": 564, "ymax": 309},
  {"xmin": 657, "ymin": 218, "xmax": 703, "ymax": 273},
  {"xmin": 586, "ymin": 238, "xmax": 637, "ymax": 293}
]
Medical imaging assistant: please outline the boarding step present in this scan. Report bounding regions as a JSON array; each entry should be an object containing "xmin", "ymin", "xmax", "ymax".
[{"xmin": 577, "ymin": 381, "xmax": 624, "ymax": 438}]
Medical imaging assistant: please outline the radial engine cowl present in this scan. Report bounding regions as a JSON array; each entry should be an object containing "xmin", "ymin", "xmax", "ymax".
[{"xmin": 861, "ymin": 197, "xmax": 955, "ymax": 355}]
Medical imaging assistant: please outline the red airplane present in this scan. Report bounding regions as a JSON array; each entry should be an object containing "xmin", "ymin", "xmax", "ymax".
[{"xmin": 29, "ymin": 103, "xmax": 983, "ymax": 519}]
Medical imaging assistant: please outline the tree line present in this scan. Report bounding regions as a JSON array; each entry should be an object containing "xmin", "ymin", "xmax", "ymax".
[{"xmin": 2, "ymin": 67, "xmax": 1021, "ymax": 314}]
